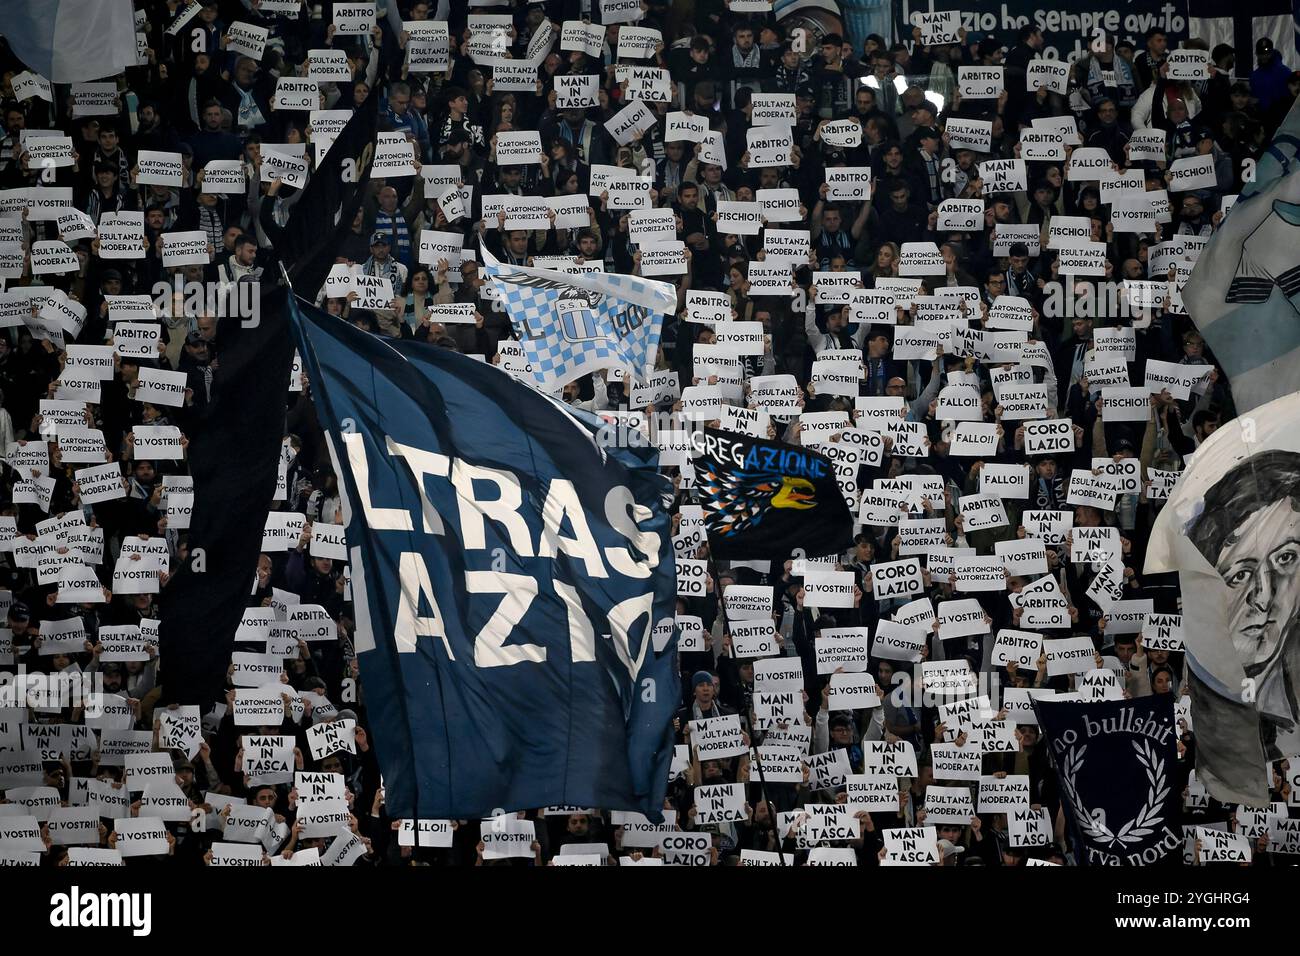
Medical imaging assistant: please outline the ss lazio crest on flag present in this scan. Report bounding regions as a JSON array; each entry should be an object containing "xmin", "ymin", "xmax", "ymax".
[
  {"xmin": 555, "ymin": 288, "xmax": 603, "ymax": 342},
  {"xmin": 548, "ymin": 287, "xmax": 647, "ymax": 343}
]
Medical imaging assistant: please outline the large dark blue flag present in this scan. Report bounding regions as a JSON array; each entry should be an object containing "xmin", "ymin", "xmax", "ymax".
[
  {"xmin": 290, "ymin": 295, "xmax": 679, "ymax": 821},
  {"xmin": 1034, "ymin": 695, "xmax": 1186, "ymax": 866}
]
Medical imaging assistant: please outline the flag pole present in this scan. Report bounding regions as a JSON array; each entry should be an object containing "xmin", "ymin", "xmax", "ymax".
[
  {"xmin": 746, "ymin": 725, "xmax": 790, "ymax": 865},
  {"xmin": 725, "ymin": 612, "xmax": 788, "ymax": 863}
]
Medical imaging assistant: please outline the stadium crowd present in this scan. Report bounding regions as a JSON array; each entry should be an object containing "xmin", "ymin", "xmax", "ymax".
[{"xmin": 0, "ymin": 0, "xmax": 1295, "ymax": 866}]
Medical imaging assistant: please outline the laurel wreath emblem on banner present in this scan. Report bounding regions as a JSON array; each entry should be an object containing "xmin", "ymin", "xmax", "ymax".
[{"xmin": 1060, "ymin": 740, "xmax": 1169, "ymax": 848}]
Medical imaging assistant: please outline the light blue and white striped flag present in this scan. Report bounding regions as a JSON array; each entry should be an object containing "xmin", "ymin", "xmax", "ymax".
[
  {"xmin": 2, "ymin": 0, "xmax": 138, "ymax": 83},
  {"xmin": 481, "ymin": 245, "xmax": 677, "ymax": 391},
  {"xmin": 1185, "ymin": 97, "xmax": 1300, "ymax": 413}
]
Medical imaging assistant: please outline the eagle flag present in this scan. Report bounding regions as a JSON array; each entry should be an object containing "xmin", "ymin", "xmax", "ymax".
[
  {"xmin": 1183, "ymin": 96, "xmax": 1300, "ymax": 413},
  {"xmin": 694, "ymin": 427, "xmax": 855, "ymax": 560},
  {"xmin": 1034, "ymin": 695, "xmax": 1185, "ymax": 866},
  {"xmin": 480, "ymin": 245, "xmax": 676, "ymax": 391},
  {"xmin": 289, "ymin": 294, "xmax": 679, "ymax": 821}
]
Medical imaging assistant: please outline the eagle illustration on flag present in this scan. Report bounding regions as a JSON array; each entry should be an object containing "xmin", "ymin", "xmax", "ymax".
[{"xmin": 694, "ymin": 428, "xmax": 854, "ymax": 560}]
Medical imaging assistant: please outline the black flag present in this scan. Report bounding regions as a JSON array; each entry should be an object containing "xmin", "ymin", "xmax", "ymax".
[
  {"xmin": 694, "ymin": 427, "xmax": 855, "ymax": 560},
  {"xmin": 280, "ymin": 91, "xmax": 378, "ymax": 296},
  {"xmin": 158, "ymin": 283, "xmax": 296, "ymax": 707},
  {"xmin": 1033, "ymin": 695, "xmax": 1186, "ymax": 866}
]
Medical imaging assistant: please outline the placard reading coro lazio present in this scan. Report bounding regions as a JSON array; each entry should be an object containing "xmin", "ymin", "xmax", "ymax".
[
  {"xmin": 834, "ymin": 428, "xmax": 882, "ymax": 469},
  {"xmin": 675, "ymin": 557, "xmax": 706, "ymax": 596},
  {"xmin": 870, "ymin": 557, "xmax": 924, "ymax": 601},
  {"xmin": 1022, "ymin": 418, "xmax": 1073, "ymax": 455},
  {"xmin": 1091, "ymin": 456, "xmax": 1140, "ymax": 495}
]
